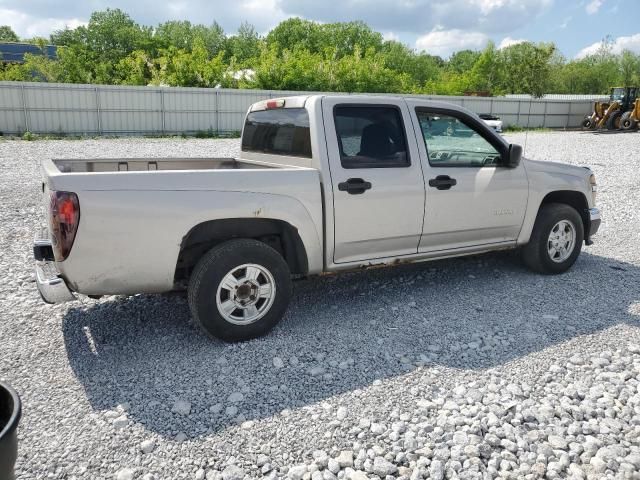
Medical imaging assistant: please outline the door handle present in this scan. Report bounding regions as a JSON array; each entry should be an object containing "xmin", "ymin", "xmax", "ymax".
[
  {"xmin": 428, "ymin": 175, "xmax": 457, "ymax": 190},
  {"xmin": 338, "ymin": 178, "xmax": 372, "ymax": 195}
]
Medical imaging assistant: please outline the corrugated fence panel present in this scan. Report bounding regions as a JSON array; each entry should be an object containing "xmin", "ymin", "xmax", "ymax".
[
  {"xmin": 0, "ymin": 84, "xmax": 24, "ymax": 133},
  {"xmin": 0, "ymin": 81, "xmax": 602, "ymax": 135},
  {"xmin": 29, "ymin": 110, "xmax": 98, "ymax": 134}
]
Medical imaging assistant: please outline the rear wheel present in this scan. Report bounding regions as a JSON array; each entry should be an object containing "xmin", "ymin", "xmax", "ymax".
[
  {"xmin": 606, "ymin": 111, "xmax": 622, "ymax": 130},
  {"xmin": 620, "ymin": 111, "xmax": 637, "ymax": 131},
  {"xmin": 522, "ymin": 203, "xmax": 584, "ymax": 274},
  {"xmin": 188, "ymin": 239, "xmax": 292, "ymax": 342}
]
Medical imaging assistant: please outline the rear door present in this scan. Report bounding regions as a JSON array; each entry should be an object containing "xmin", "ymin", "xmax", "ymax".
[{"xmin": 322, "ymin": 97, "xmax": 425, "ymax": 264}]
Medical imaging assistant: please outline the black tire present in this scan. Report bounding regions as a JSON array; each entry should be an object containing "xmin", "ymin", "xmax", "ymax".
[
  {"xmin": 620, "ymin": 111, "xmax": 637, "ymax": 131},
  {"xmin": 522, "ymin": 203, "xmax": 584, "ymax": 275},
  {"xmin": 581, "ymin": 117, "xmax": 595, "ymax": 130},
  {"xmin": 606, "ymin": 111, "xmax": 622, "ymax": 130},
  {"xmin": 188, "ymin": 239, "xmax": 292, "ymax": 342}
]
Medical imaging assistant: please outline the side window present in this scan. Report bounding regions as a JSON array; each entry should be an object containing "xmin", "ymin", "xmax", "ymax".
[
  {"xmin": 416, "ymin": 111, "xmax": 502, "ymax": 167},
  {"xmin": 334, "ymin": 106, "xmax": 410, "ymax": 168}
]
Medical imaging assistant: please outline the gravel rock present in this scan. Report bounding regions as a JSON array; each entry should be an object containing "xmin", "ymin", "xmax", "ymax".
[
  {"xmin": 171, "ymin": 400, "xmax": 191, "ymax": 416},
  {"xmin": 336, "ymin": 406, "xmax": 348, "ymax": 420},
  {"xmin": 112, "ymin": 415, "xmax": 129, "ymax": 429},
  {"xmin": 372, "ymin": 457, "xmax": 397, "ymax": 477},
  {"xmin": 116, "ymin": 468, "xmax": 135, "ymax": 480},
  {"xmin": 288, "ymin": 464, "xmax": 307, "ymax": 480},
  {"xmin": 221, "ymin": 465, "xmax": 244, "ymax": 480},
  {"xmin": 327, "ymin": 459, "xmax": 340, "ymax": 474},
  {"xmin": 336, "ymin": 451, "xmax": 354, "ymax": 468},
  {"xmin": 140, "ymin": 439, "xmax": 155, "ymax": 454},
  {"xmin": 227, "ymin": 392, "xmax": 244, "ymax": 403}
]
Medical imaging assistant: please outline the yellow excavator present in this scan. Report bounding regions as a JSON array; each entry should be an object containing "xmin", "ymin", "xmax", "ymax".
[{"xmin": 582, "ymin": 87, "xmax": 639, "ymax": 130}]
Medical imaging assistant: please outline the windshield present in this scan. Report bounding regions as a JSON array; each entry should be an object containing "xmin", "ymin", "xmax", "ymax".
[{"xmin": 611, "ymin": 88, "xmax": 626, "ymax": 102}]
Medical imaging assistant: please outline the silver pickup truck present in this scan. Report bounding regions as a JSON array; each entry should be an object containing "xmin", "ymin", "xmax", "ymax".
[{"xmin": 35, "ymin": 95, "xmax": 600, "ymax": 341}]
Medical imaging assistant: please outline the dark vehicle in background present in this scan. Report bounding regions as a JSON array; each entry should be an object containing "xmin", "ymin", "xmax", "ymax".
[{"xmin": 0, "ymin": 382, "xmax": 21, "ymax": 480}]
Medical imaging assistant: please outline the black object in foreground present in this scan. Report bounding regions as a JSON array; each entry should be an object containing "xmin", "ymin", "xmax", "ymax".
[{"xmin": 0, "ymin": 382, "xmax": 21, "ymax": 480}]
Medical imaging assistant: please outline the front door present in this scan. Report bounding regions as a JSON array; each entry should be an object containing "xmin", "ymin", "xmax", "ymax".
[
  {"xmin": 322, "ymin": 97, "xmax": 426, "ymax": 264},
  {"xmin": 407, "ymin": 103, "xmax": 529, "ymax": 252}
]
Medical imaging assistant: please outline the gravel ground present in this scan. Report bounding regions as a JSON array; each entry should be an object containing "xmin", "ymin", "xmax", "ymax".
[{"xmin": 1, "ymin": 131, "xmax": 639, "ymax": 480}]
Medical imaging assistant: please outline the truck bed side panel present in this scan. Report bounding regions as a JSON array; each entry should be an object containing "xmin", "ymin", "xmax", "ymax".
[{"xmin": 47, "ymin": 169, "xmax": 323, "ymax": 295}]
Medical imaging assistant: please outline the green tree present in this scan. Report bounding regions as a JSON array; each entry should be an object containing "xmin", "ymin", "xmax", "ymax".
[
  {"xmin": 466, "ymin": 42, "xmax": 504, "ymax": 95},
  {"xmin": 155, "ymin": 20, "xmax": 226, "ymax": 56},
  {"xmin": 447, "ymin": 50, "xmax": 481, "ymax": 74},
  {"xmin": 0, "ymin": 25, "xmax": 19, "ymax": 42},
  {"xmin": 266, "ymin": 18, "xmax": 324, "ymax": 55},
  {"xmin": 155, "ymin": 38, "xmax": 226, "ymax": 87},
  {"xmin": 116, "ymin": 50, "xmax": 156, "ymax": 85},
  {"xmin": 330, "ymin": 47, "xmax": 408, "ymax": 93},
  {"xmin": 499, "ymin": 42, "xmax": 556, "ymax": 97},
  {"xmin": 619, "ymin": 50, "xmax": 640, "ymax": 86},
  {"xmin": 226, "ymin": 22, "xmax": 261, "ymax": 64},
  {"xmin": 381, "ymin": 40, "xmax": 442, "ymax": 87},
  {"xmin": 322, "ymin": 21, "xmax": 383, "ymax": 57},
  {"xmin": 251, "ymin": 45, "xmax": 329, "ymax": 91}
]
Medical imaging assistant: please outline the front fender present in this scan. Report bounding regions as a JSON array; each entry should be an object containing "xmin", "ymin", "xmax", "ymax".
[{"xmin": 517, "ymin": 170, "xmax": 590, "ymax": 245}]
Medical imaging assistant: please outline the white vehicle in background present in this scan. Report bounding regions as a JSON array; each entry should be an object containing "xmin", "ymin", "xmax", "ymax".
[
  {"xmin": 34, "ymin": 95, "xmax": 600, "ymax": 342},
  {"xmin": 479, "ymin": 114, "xmax": 503, "ymax": 133}
]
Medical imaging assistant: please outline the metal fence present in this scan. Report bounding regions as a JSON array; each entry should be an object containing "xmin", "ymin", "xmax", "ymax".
[{"xmin": 0, "ymin": 81, "xmax": 599, "ymax": 136}]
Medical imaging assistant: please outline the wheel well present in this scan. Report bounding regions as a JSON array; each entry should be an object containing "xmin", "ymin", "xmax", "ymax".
[
  {"xmin": 173, "ymin": 218, "xmax": 308, "ymax": 287},
  {"xmin": 540, "ymin": 190, "xmax": 589, "ymax": 235}
]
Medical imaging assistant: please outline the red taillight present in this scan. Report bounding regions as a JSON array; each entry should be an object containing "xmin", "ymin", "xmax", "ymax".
[
  {"xmin": 49, "ymin": 191, "xmax": 80, "ymax": 261},
  {"xmin": 266, "ymin": 99, "xmax": 285, "ymax": 109}
]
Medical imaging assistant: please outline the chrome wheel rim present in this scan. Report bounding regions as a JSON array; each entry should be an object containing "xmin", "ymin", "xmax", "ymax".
[
  {"xmin": 216, "ymin": 264, "xmax": 276, "ymax": 325},
  {"xmin": 547, "ymin": 220, "xmax": 576, "ymax": 263}
]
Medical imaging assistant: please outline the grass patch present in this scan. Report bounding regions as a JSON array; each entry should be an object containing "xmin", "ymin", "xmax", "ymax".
[
  {"xmin": 504, "ymin": 125, "xmax": 553, "ymax": 133},
  {"xmin": 2, "ymin": 131, "xmax": 241, "ymax": 141}
]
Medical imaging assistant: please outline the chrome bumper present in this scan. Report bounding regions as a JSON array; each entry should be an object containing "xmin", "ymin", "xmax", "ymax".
[
  {"xmin": 35, "ymin": 261, "xmax": 75, "ymax": 304},
  {"xmin": 586, "ymin": 207, "xmax": 601, "ymax": 245},
  {"xmin": 33, "ymin": 232, "xmax": 75, "ymax": 304}
]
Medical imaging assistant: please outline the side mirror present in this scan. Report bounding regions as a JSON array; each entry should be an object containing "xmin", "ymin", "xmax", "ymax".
[{"xmin": 504, "ymin": 143, "xmax": 522, "ymax": 168}]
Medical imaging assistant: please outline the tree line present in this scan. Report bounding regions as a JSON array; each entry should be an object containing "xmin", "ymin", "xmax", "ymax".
[{"xmin": 1, "ymin": 9, "xmax": 639, "ymax": 97}]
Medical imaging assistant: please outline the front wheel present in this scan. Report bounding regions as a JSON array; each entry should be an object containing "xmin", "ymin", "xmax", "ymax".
[
  {"xmin": 606, "ymin": 111, "xmax": 622, "ymax": 130},
  {"xmin": 522, "ymin": 203, "xmax": 584, "ymax": 274},
  {"xmin": 620, "ymin": 111, "xmax": 637, "ymax": 131},
  {"xmin": 188, "ymin": 239, "xmax": 292, "ymax": 342}
]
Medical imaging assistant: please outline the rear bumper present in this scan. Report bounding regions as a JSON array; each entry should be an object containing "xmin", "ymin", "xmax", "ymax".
[
  {"xmin": 33, "ymin": 231, "xmax": 75, "ymax": 304},
  {"xmin": 35, "ymin": 261, "xmax": 75, "ymax": 304},
  {"xmin": 585, "ymin": 207, "xmax": 601, "ymax": 245}
]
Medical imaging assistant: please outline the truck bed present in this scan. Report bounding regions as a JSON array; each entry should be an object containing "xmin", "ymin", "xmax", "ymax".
[{"xmin": 53, "ymin": 157, "xmax": 273, "ymax": 173}]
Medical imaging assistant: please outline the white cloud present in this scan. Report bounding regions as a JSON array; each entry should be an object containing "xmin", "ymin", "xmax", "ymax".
[
  {"xmin": 0, "ymin": 1, "xmax": 287, "ymax": 39},
  {"xmin": 576, "ymin": 33, "xmax": 640, "ymax": 59},
  {"xmin": 0, "ymin": 8, "xmax": 87, "ymax": 39},
  {"xmin": 498, "ymin": 37, "xmax": 526, "ymax": 49},
  {"xmin": 277, "ymin": 0, "xmax": 552, "ymax": 35},
  {"xmin": 559, "ymin": 16, "xmax": 572, "ymax": 29},
  {"xmin": 416, "ymin": 28, "xmax": 489, "ymax": 57},
  {"xmin": 382, "ymin": 31, "xmax": 399, "ymax": 42},
  {"xmin": 586, "ymin": 0, "xmax": 604, "ymax": 15}
]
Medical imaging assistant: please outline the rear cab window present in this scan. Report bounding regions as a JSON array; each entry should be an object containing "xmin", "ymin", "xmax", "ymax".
[{"xmin": 241, "ymin": 108, "xmax": 312, "ymax": 158}]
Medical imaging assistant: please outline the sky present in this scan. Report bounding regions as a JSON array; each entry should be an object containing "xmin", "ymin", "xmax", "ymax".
[{"xmin": 1, "ymin": 0, "xmax": 639, "ymax": 59}]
